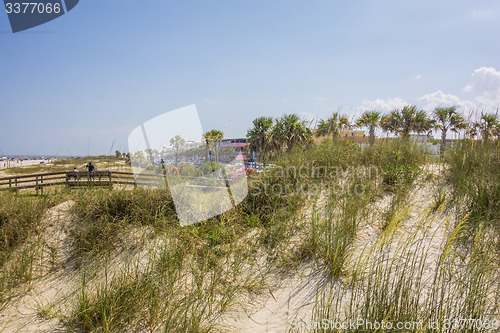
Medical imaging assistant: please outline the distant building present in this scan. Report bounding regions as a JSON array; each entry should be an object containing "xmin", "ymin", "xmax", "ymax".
[
  {"xmin": 339, "ymin": 129, "xmax": 365, "ymax": 138},
  {"xmin": 408, "ymin": 133, "xmax": 432, "ymax": 142},
  {"xmin": 220, "ymin": 138, "xmax": 249, "ymax": 148},
  {"xmin": 184, "ymin": 140, "xmax": 203, "ymax": 150},
  {"xmin": 218, "ymin": 138, "xmax": 250, "ymax": 162},
  {"xmin": 314, "ymin": 129, "xmax": 368, "ymax": 144}
]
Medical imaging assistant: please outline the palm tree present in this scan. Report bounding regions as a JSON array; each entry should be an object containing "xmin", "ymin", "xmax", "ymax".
[
  {"xmin": 202, "ymin": 132, "xmax": 210, "ymax": 162},
  {"xmin": 494, "ymin": 126, "xmax": 500, "ymax": 141},
  {"xmin": 211, "ymin": 130, "xmax": 223, "ymax": 162},
  {"xmin": 399, "ymin": 105, "xmax": 420, "ymax": 139},
  {"xmin": 169, "ymin": 135, "xmax": 185, "ymax": 167},
  {"xmin": 315, "ymin": 113, "xmax": 350, "ymax": 142},
  {"xmin": 315, "ymin": 119, "xmax": 332, "ymax": 139},
  {"xmin": 380, "ymin": 112, "xmax": 400, "ymax": 137},
  {"xmin": 381, "ymin": 105, "xmax": 429, "ymax": 139},
  {"xmin": 356, "ymin": 111, "xmax": 381, "ymax": 145},
  {"xmin": 475, "ymin": 113, "xmax": 499, "ymax": 143},
  {"xmin": 144, "ymin": 148, "xmax": 154, "ymax": 163},
  {"xmin": 432, "ymin": 106, "xmax": 465, "ymax": 154},
  {"xmin": 202, "ymin": 130, "xmax": 224, "ymax": 163},
  {"xmin": 414, "ymin": 110, "xmax": 435, "ymax": 139},
  {"xmin": 247, "ymin": 116, "xmax": 273, "ymax": 166},
  {"xmin": 272, "ymin": 114, "xmax": 312, "ymax": 152}
]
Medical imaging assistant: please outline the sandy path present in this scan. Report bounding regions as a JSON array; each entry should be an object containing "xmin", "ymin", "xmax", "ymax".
[
  {"xmin": 224, "ymin": 266, "xmax": 323, "ymax": 333},
  {"xmin": 0, "ymin": 160, "xmax": 51, "ymax": 170},
  {"xmin": 0, "ymin": 201, "xmax": 78, "ymax": 333}
]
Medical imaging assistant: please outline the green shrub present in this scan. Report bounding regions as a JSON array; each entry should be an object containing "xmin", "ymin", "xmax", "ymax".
[
  {"xmin": 198, "ymin": 162, "xmax": 223, "ymax": 176},
  {"xmin": 383, "ymin": 163, "xmax": 422, "ymax": 186},
  {"xmin": 178, "ymin": 163, "xmax": 200, "ymax": 177},
  {"xmin": 359, "ymin": 139, "xmax": 426, "ymax": 188}
]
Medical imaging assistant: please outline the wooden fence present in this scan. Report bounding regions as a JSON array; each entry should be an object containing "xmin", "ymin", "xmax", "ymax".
[
  {"xmin": 0, "ymin": 171, "xmax": 147, "ymax": 193},
  {"xmin": 0, "ymin": 170, "xmax": 232, "ymax": 194}
]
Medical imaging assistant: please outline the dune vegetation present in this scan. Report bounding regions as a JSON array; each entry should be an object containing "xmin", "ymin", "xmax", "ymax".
[{"xmin": 0, "ymin": 108, "xmax": 499, "ymax": 332}]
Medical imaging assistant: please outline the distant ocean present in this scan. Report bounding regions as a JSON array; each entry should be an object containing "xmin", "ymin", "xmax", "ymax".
[{"xmin": 1, "ymin": 155, "xmax": 73, "ymax": 159}]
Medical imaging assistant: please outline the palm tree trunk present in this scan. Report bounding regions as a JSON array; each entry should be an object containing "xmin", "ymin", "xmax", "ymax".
[
  {"xmin": 205, "ymin": 142, "xmax": 209, "ymax": 163},
  {"xmin": 440, "ymin": 129, "xmax": 447, "ymax": 155},
  {"xmin": 369, "ymin": 126, "xmax": 375, "ymax": 145},
  {"xmin": 175, "ymin": 146, "xmax": 179, "ymax": 167},
  {"xmin": 332, "ymin": 131, "xmax": 338, "ymax": 142},
  {"xmin": 483, "ymin": 131, "xmax": 489, "ymax": 144},
  {"xmin": 262, "ymin": 147, "xmax": 267, "ymax": 167}
]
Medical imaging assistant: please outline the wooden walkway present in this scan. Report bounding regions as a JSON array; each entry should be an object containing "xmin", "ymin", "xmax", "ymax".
[
  {"xmin": 0, "ymin": 170, "xmax": 232, "ymax": 193},
  {"xmin": 0, "ymin": 171, "xmax": 148, "ymax": 193}
]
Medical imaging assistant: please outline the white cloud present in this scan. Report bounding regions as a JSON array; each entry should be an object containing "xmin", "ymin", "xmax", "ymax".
[
  {"xmin": 357, "ymin": 97, "xmax": 409, "ymax": 113},
  {"xmin": 413, "ymin": 74, "xmax": 423, "ymax": 80},
  {"xmin": 418, "ymin": 90, "xmax": 476, "ymax": 111},
  {"xmin": 464, "ymin": 67, "xmax": 500, "ymax": 93},
  {"xmin": 463, "ymin": 67, "xmax": 500, "ymax": 108},
  {"xmin": 355, "ymin": 68, "xmax": 500, "ymax": 116}
]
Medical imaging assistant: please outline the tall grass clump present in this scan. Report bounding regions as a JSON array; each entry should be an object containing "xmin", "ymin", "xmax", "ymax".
[
  {"xmin": 310, "ymin": 139, "xmax": 361, "ymax": 169},
  {"xmin": 72, "ymin": 237, "xmax": 261, "ymax": 333},
  {"xmin": 305, "ymin": 170, "xmax": 377, "ymax": 278},
  {"xmin": 0, "ymin": 192, "xmax": 57, "ymax": 306},
  {"xmin": 71, "ymin": 188, "xmax": 178, "ymax": 258},
  {"xmin": 310, "ymin": 212, "xmax": 499, "ymax": 333},
  {"xmin": 270, "ymin": 139, "xmax": 426, "ymax": 194},
  {"xmin": 317, "ymin": 185, "xmax": 368, "ymax": 277},
  {"xmin": 361, "ymin": 139, "xmax": 427, "ymax": 189},
  {"xmin": 426, "ymin": 223, "xmax": 499, "ymax": 329},
  {"xmin": 446, "ymin": 141, "xmax": 500, "ymax": 240}
]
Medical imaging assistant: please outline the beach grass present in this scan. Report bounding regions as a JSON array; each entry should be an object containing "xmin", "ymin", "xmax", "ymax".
[{"xmin": 0, "ymin": 139, "xmax": 498, "ymax": 332}]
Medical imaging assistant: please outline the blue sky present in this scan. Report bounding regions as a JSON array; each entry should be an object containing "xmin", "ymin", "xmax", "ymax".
[{"xmin": 1, "ymin": 0, "xmax": 500, "ymax": 155}]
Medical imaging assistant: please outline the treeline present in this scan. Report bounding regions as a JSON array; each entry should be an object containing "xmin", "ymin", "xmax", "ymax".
[{"xmin": 246, "ymin": 106, "xmax": 500, "ymax": 162}]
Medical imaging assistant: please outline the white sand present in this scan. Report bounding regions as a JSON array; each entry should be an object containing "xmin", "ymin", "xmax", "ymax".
[{"xmin": 0, "ymin": 159, "xmax": 51, "ymax": 170}]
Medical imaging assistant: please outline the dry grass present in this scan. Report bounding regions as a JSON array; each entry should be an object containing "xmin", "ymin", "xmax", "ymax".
[{"xmin": 0, "ymin": 140, "xmax": 498, "ymax": 332}]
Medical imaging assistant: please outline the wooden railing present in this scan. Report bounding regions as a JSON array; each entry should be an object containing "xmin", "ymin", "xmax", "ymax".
[
  {"xmin": 0, "ymin": 170, "xmax": 233, "ymax": 193},
  {"xmin": 0, "ymin": 171, "xmax": 141, "ymax": 193}
]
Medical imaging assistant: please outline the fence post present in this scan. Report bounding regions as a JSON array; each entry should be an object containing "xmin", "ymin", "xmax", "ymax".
[
  {"xmin": 41, "ymin": 175, "xmax": 44, "ymax": 195},
  {"xmin": 109, "ymin": 171, "xmax": 112, "ymax": 189},
  {"xmin": 36, "ymin": 175, "xmax": 39, "ymax": 195}
]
